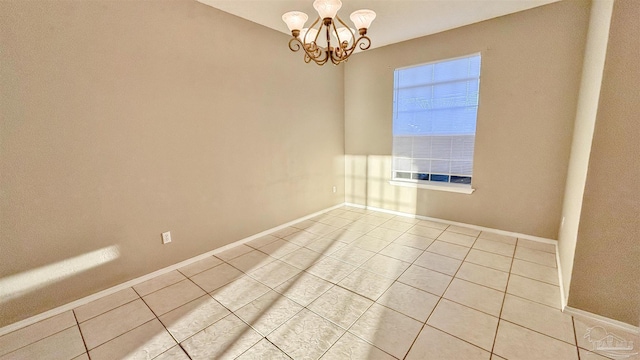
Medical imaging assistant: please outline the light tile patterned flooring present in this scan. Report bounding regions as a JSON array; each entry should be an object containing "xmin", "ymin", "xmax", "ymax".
[{"xmin": 1, "ymin": 206, "xmax": 638, "ymax": 359}]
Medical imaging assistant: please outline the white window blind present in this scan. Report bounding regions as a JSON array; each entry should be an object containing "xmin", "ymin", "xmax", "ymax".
[{"xmin": 392, "ymin": 54, "xmax": 481, "ymax": 186}]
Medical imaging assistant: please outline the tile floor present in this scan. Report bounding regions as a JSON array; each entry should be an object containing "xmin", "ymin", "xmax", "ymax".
[{"xmin": 0, "ymin": 206, "xmax": 638, "ymax": 360}]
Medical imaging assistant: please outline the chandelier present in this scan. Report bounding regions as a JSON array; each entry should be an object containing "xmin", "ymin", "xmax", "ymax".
[{"xmin": 282, "ymin": 0, "xmax": 376, "ymax": 66}]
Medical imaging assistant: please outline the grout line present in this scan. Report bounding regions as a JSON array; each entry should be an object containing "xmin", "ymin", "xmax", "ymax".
[
  {"xmin": 493, "ymin": 246, "xmax": 515, "ymax": 357},
  {"xmin": 0, "ymin": 207, "xmax": 597, "ymax": 359},
  {"xmin": 0, "ymin": 323, "xmax": 79, "ymax": 359},
  {"xmin": 404, "ymin": 231, "xmax": 484, "ymax": 358},
  {"xmin": 153, "ymin": 344, "xmax": 194, "ymax": 360},
  {"xmin": 304, "ymin": 289, "xmax": 380, "ymax": 359},
  {"xmin": 514, "ymin": 255, "xmax": 559, "ymax": 270},
  {"xmin": 273, "ymin": 210, "xmax": 570, "ymax": 359},
  {"xmin": 508, "ymin": 272, "xmax": 561, "ymax": 287},
  {"xmin": 74, "ymin": 291, "xmax": 141, "ymax": 325},
  {"xmin": 136, "ymin": 276, "xmax": 197, "ymax": 301},
  {"xmin": 68, "ymin": 296, "xmax": 160, "ymax": 353},
  {"xmin": 202, "ymin": 221, "xmax": 362, "ymax": 359},
  {"xmin": 0, "ymin": 204, "xmax": 346, "ymax": 338},
  {"xmin": 72, "ymin": 310, "xmax": 90, "ymax": 358},
  {"xmin": 504, "ymin": 292, "xmax": 563, "ymax": 311},
  {"xmin": 403, "ymin": 325, "xmax": 427, "ymax": 358},
  {"xmin": 128, "ymin": 287, "xmax": 173, "ymax": 348},
  {"xmin": 410, "ymin": 324, "xmax": 493, "ymax": 360},
  {"xmin": 251, "ymin": 211, "xmax": 607, "ymax": 358},
  {"xmin": 345, "ymin": 203, "xmax": 558, "ymax": 245},
  {"xmin": 290, "ymin": 213, "xmax": 423, "ymax": 358},
  {"xmin": 515, "ymin": 242, "xmax": 557, "ymax": 254},
  {"xmin": 384, "ymin": 224, "xmax": 444, "ymax": 359},
  {"xmin": 86, "ymin": 318, "xmax": 157, "ymax": 354},
  {"xmin": 332, "ymin": 281, "xmax": 409, "ymax": 359},
  {"xmin": 573, "ymin": 317, "xmax": 582, "ymax": 360},
  {"xmin": 499, "ymin": 318, "xmax": 580, "ymax": 347},
  {"xmin": 175, "ymin": 256, "xmax": 224, "ymax": 279}
]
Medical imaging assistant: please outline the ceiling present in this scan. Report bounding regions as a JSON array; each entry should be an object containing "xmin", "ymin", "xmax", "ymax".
[{"xmin": 197, "ymin": 0, "xmax": 561, "ymax": 49}]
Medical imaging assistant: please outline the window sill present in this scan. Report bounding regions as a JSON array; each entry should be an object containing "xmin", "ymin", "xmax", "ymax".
[{"xmin": 389, "ymin": 180, "xmax": 475, "ymax": 194}]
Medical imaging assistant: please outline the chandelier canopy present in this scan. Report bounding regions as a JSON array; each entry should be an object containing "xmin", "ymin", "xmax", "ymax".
[{"xmin": 282, "ymin": 0, "xmax": 376, "ymax": 66}]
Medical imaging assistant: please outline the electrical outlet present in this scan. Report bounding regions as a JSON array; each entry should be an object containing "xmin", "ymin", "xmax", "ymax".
[
  {"xmin": 162, "ymin": 231, "xmax": 172, "ymax": 244},
  {"xmin": 332, "ymin": 186, "xmax": 337, "ymax": 193}
]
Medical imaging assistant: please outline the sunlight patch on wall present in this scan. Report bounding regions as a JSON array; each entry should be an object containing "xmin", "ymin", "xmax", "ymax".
[
  {"xmin": 345, "ymin": 154, "xmax": 418, "ymax": 212},
  {"xmin": 0, "ymin": 245, "xmax": 120, "ymax": 303}
]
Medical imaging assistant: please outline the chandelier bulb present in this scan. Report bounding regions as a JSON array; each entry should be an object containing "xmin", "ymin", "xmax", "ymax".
[
  {"xmin": 282, "ymin": 11, "xmax": 308, "ymax": 32},
  {"xmin": 284, "ymin": 1, "xmax": 374, "ymax": 66},
  {"xmin": 313, "ymin": 0, "xmax": 342, "ymax": 19},
  {"xmin": 350, "ymin": 9, "xmax": 376, "ymax": 31}
]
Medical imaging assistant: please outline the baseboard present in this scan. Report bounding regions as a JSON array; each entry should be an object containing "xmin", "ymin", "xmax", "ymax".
[
  {"xmin": 344, "ymin": 203, "xmax": 558, "ymax": 244},
  {"xmin": 345, "ymin": 202, "xmax": 566, "ymax": 307},
  {"xmin": 564, "ymin": 306, "xmax": 640, "ymax": 334},
  {"xmin": 346, "ymin": 204, "xmax": 640, "ymax": 336},
  {"xmin": 556, "ymin": 250, "xmax": 567, "ymax": 309},
  {"xmin": 0, "ymin": 203, "xmax": 345, "ymax": 337}
]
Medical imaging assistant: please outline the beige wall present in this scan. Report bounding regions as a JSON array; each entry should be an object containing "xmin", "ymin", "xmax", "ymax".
[
  {"xmin": 568, "ymin": 0, "xmax": 640, "ymax": 326},
  {"xmin": 558, "ymin": 0, "xmax": 613, "ymax": 304},
  {"xmin": 344, "ymin": 1, "xmax": 590, "ymax": 238},
  {"xmin": 0, "ymin": 0, "xmax": 344, "ymax": 327}
]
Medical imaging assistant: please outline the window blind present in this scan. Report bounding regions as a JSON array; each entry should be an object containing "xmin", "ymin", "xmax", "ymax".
[{"xmin": 392, "ymin": 54, "xmax": 481, "ymax": 185}]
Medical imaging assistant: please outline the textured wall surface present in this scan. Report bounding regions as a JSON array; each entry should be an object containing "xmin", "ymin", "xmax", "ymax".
[
  {"xmin": 0, "ymin": 0, "xmax": 344, "ymax": 326},
  {"xmin": 344, "ymin": 1, "xmax": 590, "ymax": 238},
  {"xmin": 568, "ymin": 0, "xmax": 640, "ymax": 327}
]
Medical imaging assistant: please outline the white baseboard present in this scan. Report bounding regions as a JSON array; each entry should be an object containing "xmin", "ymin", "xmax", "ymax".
[
  {"xmin": 344, "ymin": 203, "xmax": 565, "ymax": 307},
  {"xmin": 344, "ymin": 203, "xmax": 558, "ymax": 244},
  {"xmin": 8, "ymin": 201, "xmax": 634, "ymax": 341},
  {"xmin": 0, "ymin": 203, "xmax": 344, "ymax": 337},
  {"xmin": 556, "ymin": 250, "xmax": 567, "ymax": 309},
  {"xmin": 342, "ymin": 204, "xmax": 640, "ymax": 335},
  {"xmin": 564, "ymin": 306, "xmax": 640, "ymax": 334}
]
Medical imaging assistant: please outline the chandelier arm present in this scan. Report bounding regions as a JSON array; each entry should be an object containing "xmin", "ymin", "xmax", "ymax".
[
  {"xmin": 308, "ymin": 44, "xmax": 326, "ymax": 63},
  {"xmin": 329, "ymin": 53, "xmax": 342, "ymax": 65},
  {"xmin": 305, "ymin": 43, "xmax": 329, "ymax": 66},
  {"xmin": 328, "ymin": 21, "xmax": 343, "ymax": 61},
  {"xmin": 324, "ymin": 21, "xmax": 332, "ymax": 57},
  {"xmin": 330, "ymin": 45, "xmax": 346, "ymax": 64},
  {"xmin": 290, "ymin": 37, "xmax": 314, "ymax": 58},
  {"xmin": 288, "ymin": 37, "xmax": 303, "ymax": 52},
  {"xmin": 355, "ymin": 35, "xmax": 372, "ymax": 51},
  {"xmin": 331, "ymin": 21, "xmax": 350, "ymax": 61},
  {"xmin": 282, "ymin": 3, "xmax": 375, "ymax": 66},
  {"xmin": 305, "ymin": 16, "xmax": 321, "ymax": 45},
  {"xmin": 334, "ymin": 15, "xmax": 356, "ymax": 51},
  {"xmin": 328, "ymin": 34, "xmax": 372, "ymax": 65},
  {"xmin": 289, "ymin": 36, "xmax": 329, "ymax": 66},
  {"xmin": 314, "ymin": 48, "xmax": 330, "ymax": 65},
  {"xmin": 306, "ymin": 42, "xmax": 320, "ymax": 58},
  {"xmin": 307, "ymin": 50, "xmax": 328, "ymax": 66},
  {"xmin": 330, "ymin": 19, "xmax": 340, "ymax": 48},
  {"xmin": 330, "ymin": 44, "xmax": 350, "ymax": 64},
  {"xmin": 303, "ymin": 16, "xmax": 328, "ymax": 65}
]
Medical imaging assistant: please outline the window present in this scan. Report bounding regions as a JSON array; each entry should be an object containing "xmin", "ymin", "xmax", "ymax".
[{"xmin": 392, "ymin": 53, "xmax": 481, "ymax": 192}]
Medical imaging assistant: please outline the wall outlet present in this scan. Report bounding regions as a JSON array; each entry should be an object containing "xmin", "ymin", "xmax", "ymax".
[
  {"xmin": 161, "ymin": 231, "xmax": 172, "ymax": 244},
  {"xmin": 332, "ymin": 186, "xmax": 337, "ymax": 193}
]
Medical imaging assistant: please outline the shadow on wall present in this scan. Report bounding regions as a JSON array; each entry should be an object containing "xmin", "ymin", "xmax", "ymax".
[{"xmin": 345, "ymin": 154, "xmax": 418, "ymax": 213}]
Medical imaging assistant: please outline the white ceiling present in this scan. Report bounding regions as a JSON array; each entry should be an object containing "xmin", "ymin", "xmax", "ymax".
[{"xmin": 197, "ymin": 0, "xmax": 560, "ymax": 49}]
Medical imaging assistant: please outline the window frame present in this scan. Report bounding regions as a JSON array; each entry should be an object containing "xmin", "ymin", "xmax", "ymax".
[{"xmin": 390, "ymin": 53, "xmax": 481, "ymax": 194}]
